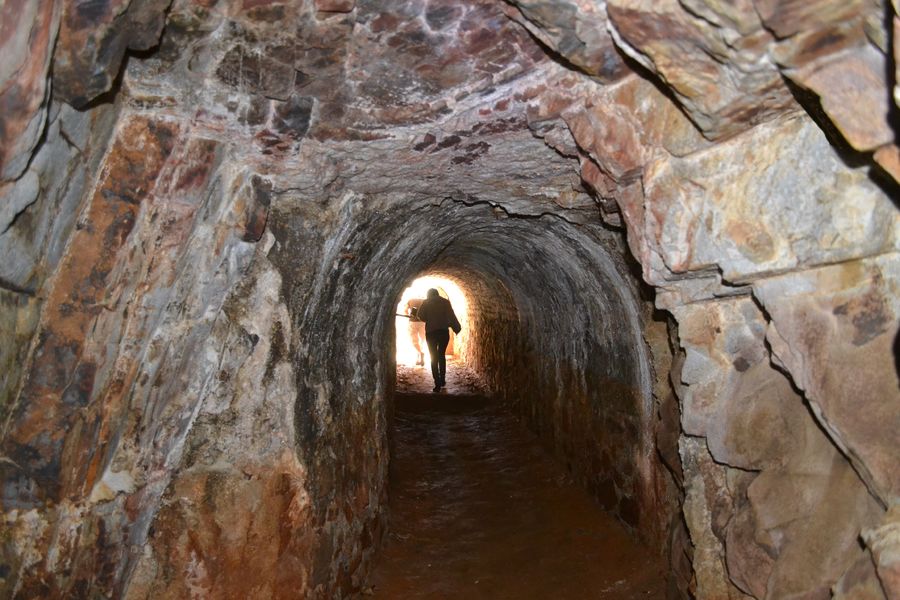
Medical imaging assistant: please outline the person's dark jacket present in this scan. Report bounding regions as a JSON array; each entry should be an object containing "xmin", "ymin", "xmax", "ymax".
[{"xmin": 417, "ymin": 296, "xmax": 461, "ymax": 334}]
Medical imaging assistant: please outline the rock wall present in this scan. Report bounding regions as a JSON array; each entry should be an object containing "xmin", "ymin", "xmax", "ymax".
[
  {"xmin": 431, "ymin": 220, "xmax": 667, "ymax": 541},
  {"xmin": 1, "ymin": 0, "xmax": 898, "ymax": 598},
  {"xmin": 510, "ymin": 0, "xmax": 900, "ymax": 596}
]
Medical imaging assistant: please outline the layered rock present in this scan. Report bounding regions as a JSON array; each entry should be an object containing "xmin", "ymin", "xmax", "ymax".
[
  {"xmin": 0, "ymin": 0, "xmax": 60, "ymax": 181},
  {"xmin": 606, "ymin": 0, "xmax": 794, "ymax": 140}
]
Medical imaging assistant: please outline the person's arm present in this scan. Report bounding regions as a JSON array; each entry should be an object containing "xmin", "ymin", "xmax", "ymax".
[
  {"xmin": 416, "ymin": 301, "xmax": 429, "ymax": 325},
  {"xmin": 449, "ymin": 305, "xmax": 461, "ymax": 334}
]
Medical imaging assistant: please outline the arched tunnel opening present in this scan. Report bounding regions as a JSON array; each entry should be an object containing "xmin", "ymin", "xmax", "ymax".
[
  {"xmin": 268, "ymin": 195, "xmax": 679, "ymax": 594},
  {"xmin": 394, "ymin": 274, "xmax": 470, "ymax": 369},
  {"xmin": 368, "ymin": 207, "xmax": 670, "ymax": 595},
  {"xmin": 2, "ymin": 0, "xmax": 899, "ymax": 598}
]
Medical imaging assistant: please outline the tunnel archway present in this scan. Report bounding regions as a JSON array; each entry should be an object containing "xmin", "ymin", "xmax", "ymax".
[
  {"xmin": 268, "ymin": 192, "xmax": 668, "ymax": 584},
  {"xmin": 394, "ymin": 274, "xmax": 471, "ymax": 367}
]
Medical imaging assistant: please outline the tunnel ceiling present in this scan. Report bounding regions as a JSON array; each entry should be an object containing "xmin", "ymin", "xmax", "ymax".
[
  {"xmin": 112, "ymin": 0, "xmax": 595, "ymax": 214},
  {"xmin": 8, "ymin": 0, "xmax": 900, "ymax": 223}
]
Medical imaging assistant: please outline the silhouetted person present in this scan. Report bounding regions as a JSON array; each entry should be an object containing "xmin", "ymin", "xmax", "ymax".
[
  {"xmin": 406, "ymin": 298, "xmax": 427, "ymax": 366},
  {"xmin": 416, "ymin": 288, "xmax": 461, "ymax": 392}
]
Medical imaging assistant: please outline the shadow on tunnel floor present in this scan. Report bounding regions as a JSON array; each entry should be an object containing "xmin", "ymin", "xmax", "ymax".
[{"xmin": 395, "ymin": 359, "xmax": 487, "ymax": 396}]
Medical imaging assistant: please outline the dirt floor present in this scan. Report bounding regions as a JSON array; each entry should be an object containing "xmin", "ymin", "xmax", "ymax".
[{"xmin": 364, "ymin": 360, "xmax": 666, "ymax": 599}]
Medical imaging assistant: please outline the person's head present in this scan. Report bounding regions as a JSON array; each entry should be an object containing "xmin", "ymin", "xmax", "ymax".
[{"xmin": 427, "ymin": 288, "xmax": 440, "ymax": 299}]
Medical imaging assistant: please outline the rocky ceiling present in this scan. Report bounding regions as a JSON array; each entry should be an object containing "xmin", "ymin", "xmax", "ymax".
[
  {"xmin": 119, "ymin": 0, "xmax": 592, "ymax": 213},
  {"xmin": 6, "ymin": 0, "xmax": 899, "ymax": 226},
  {"xmin": 6, "ymin": 0, "xmax": 900, "ymax": 199}
]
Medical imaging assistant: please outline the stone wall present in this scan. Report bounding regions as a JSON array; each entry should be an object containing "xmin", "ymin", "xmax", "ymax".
[
  {"xmin": 437, "ymin": 224, "xmax": 665, "ymax": 537},
  {"xmin": 511, "ymin": 1, "xmax": 900, "ymax": 596}
]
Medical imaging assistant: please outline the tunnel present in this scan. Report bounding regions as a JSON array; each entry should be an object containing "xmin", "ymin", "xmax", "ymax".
[{"xmin": 1, "ymin": 0, "xmax": 900, "ymax": 598}]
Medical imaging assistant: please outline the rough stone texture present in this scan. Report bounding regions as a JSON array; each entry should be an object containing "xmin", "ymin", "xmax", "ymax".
[
  {"xmin": 606, "ymin": 0, "xmax": 794, "ymax": 140},
  {"xmin": 863, "ymin": 504, "xmax": 900, "ymax": 598},
  {"xmin": 788, "ymin": 43, "xmax": 895, "ymax": 151},
  {"xmin": 0, "ymin": 116, "xmax": 317, "ymax": 596},
  {"xmin": 52, "ymin": 0, "xmax": 172, "ymax": 107},
  {"xmin": 671, "ymin": 296, "xmax": 886, "ymax": 598},
  {"xmin": 676, "ymin": 297, "xmax": 809, "ymax": 469},
  {"xmin": 754, "ymin": 255, "xmax": 900, "ymax": 507},
  {"xmin": 679, "ymin": 437, "xmax": 747, "ymax": 599},
  {"xmin": 1, "ymin": 0, "xmax": 899, "ymax": 598},
  {"xmin": 502, "ymin": 0, "xmax": 629, "ymax": 81},
  {"xmin": 833, "ymin": 553, "xmax": 888, "ymax": 600},
  {"xmin": 0, "ymin": 99, "xmax": 120, "ymax": 470},
  {"xmin": 639, "ymin": 115, "xmax": 898, "ymax": 290},
  {"xmin": 0, "ymin": 0, "xmax": 60, "ymax": 181}
]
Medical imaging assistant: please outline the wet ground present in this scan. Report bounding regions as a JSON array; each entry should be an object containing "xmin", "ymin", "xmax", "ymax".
[{"xmin": 364, "ymin": 360, "xmax": 666, "ymax": 599}]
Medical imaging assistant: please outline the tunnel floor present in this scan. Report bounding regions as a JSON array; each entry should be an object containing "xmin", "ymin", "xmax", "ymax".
[{"xmin": 364, "ymin": 362, "xmax": 666, "ymax": 598}]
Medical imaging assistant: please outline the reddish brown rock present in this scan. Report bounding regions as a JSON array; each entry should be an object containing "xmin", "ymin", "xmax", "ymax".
[
  {"xmin": 52, "ymin": 0, "xmax": 171, "ymax": 107},
  {"xmin": 637, "ymin": 116, "xmax": 897, "ymax": 289},
  {"xmin": 315, "ymin": 0, "xmax": 354, "ymax": 12},
  {"xmin": 744, "ymin": 400, "xmax": 883, "ymax": 597},
  {"xmin": 679, "ymin": 437, "xmax": 746, "ymax": 598},
  {"xmin": 0, "ymin": 0, "xmax": 59, "ymax": 180},
  {"xmin": 503, "ymin": 0, "xmax": 629, "ymax": 81},
  {"xmin": 833, "ymin": 553, "xmax": 890, "ymax": 600},
  {"xmin": 128, "ymin": 453, "xmax": 319, "ymax": 599},
  {"xmin": 672, "ymin": 298, "xmax": 807, "ymax": 471},
  {"xmin": 606, "ymin": 0, "xmax": 794, "ymax": 139},
  {"xmin": 725, "ymin": 508, "xmax": 775, "ymax": 598},
  {"xmin": 874, "ymin": 144, "xmax": 900, "ymax": 182},
  {"xmin": 238, "ymin": 174, "xmax": 273, "ymax": 242},
  {"xmin": 754, "ymin": 0, "xmax": 872, "ymax": 38},
  {"xmin": 863, "ymin": 505, "xmax": 900, "ymax": 598},
  {"xmin": 1, "ymin": 1, "xmax": 899, "ymax": 598},
  {"xmin": 1, "ymin": 116, "xmax": 180, "ymax": 507},
  {"xmin": 789, "ymin": 44, "xmax": 894, "ymax": 151}
]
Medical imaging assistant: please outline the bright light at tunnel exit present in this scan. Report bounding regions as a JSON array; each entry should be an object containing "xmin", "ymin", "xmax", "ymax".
[{"xmin": 395, "ymin": 276, "xmax": 469, "ymax": 367}]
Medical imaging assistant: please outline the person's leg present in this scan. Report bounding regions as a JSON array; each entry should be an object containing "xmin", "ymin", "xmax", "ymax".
[
  {"xmin": 425, "ymin": 331, "xmax": 442, "ymax": 390},
  {"xmin": 410, "ymin": 323, "xmax": 424, "ymax": 365},
  {"xmin": 417, "ymin": 325, "xmax": 427, "ymax": 365},
  {"xmin": 434, "ymin": 329, "xmax": 450, "ymax": 386}
]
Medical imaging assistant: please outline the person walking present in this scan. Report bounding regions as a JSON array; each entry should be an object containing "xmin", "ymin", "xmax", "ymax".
[
  {"xmin": 415, "ymin": 288, "xmax": 462, "ymax": 392},
  {"xmin": 405, "ymin": 297, "xmax": 427, "ymax": 366}
]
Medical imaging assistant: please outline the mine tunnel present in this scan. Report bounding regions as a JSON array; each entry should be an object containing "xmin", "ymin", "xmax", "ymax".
[{"xmin": 2, "ymin": 0, "xmax": 900, "ymax": 598}]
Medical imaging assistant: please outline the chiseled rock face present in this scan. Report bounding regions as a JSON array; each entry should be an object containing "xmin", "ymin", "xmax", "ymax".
[
  {"xmin": 639, "ymin": 115, "xmax": 898, "ymax": 287},
  {"xmin": 502, "ymin": 0, "xmax": 629, "ymax": 81},
  {"xmin": 754, "ymin": 255, "xmax": 900, "ymax": 507},
  {"xmin": 0, "ymin": 100, "xmax": 120, "ymax": 465},
  {"xmin": 863, "ymin": 504, "xmax": 900, "ymax": 598},
  {"xmin": 606, "ymin": 0, "xmax": 795, "ymax": 140},
  {"xmin": 671, "ymin": 296, "xmax": 886, "ymax": 598},
  {"xmin": 673, "ymin": 298, "xmax": 781, "ymax": 465},
  {"xmin": 0, "ymin": 0, "xmax": 59, "ymax": 181},
  {"xmin": 788, "ymin": 43, "xmax": 894, "ymax": 152},
  {"xmin": 52, "ymin": 0, "xmax": 171, "ymax": 107},
  {"xmin": 745, "ymin": 434, "xmax": 883, "ymax": 598},
  {"xmin": 126, "ymin": 0, "xmax": 547, "ymax": 138},
  {"xmin": 679, "ymin": 437, "xmax": 747, "ymax": 599}
]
